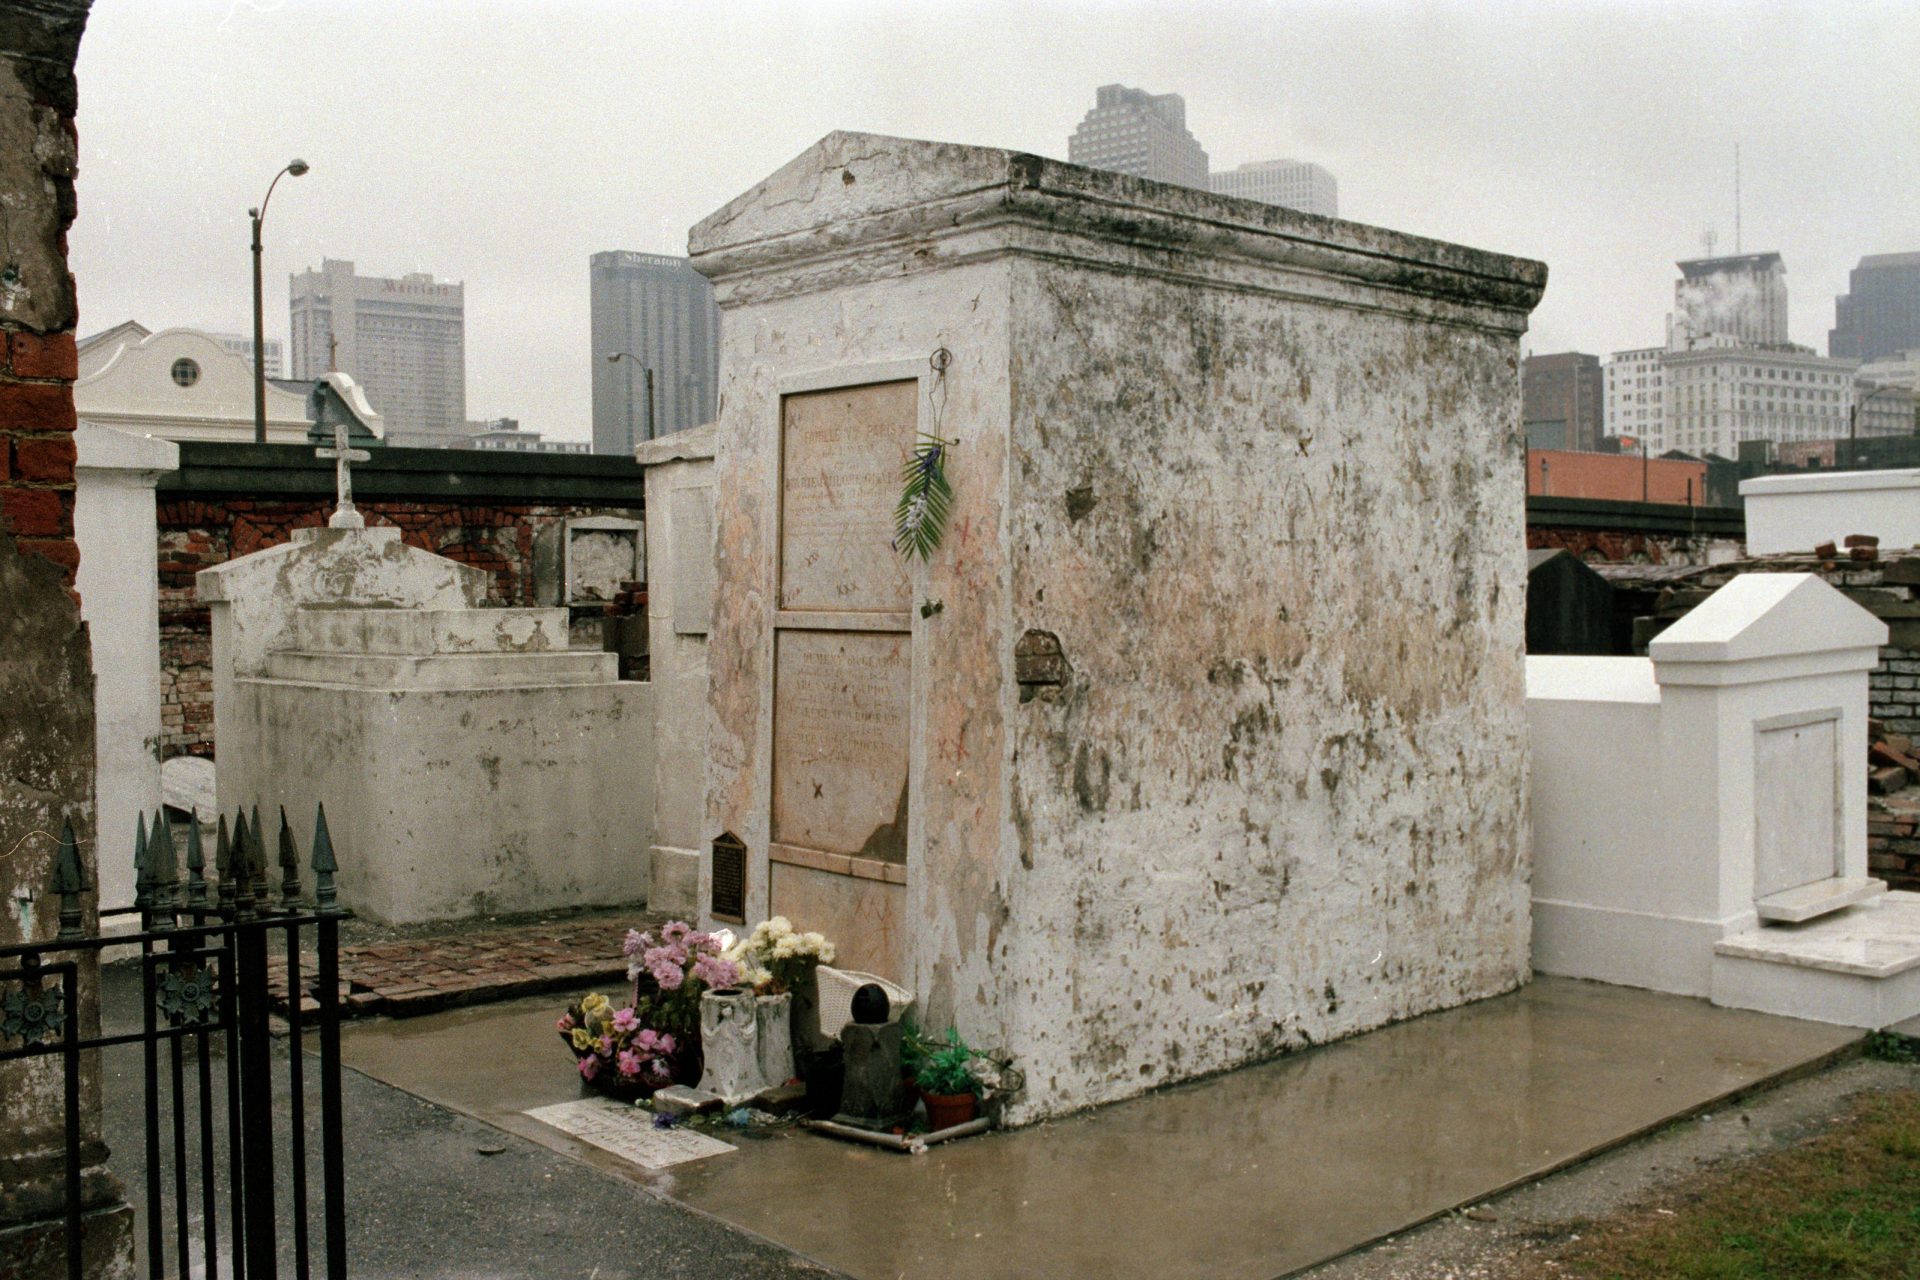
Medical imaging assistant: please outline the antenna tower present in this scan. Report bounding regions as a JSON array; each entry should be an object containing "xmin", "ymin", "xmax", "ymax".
[{"xmin": 1734, "ymin": 143, "xmax": 1742, "ymax": 255}]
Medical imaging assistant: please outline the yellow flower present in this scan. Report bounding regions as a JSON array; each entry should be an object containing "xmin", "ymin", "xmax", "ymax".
[
  {"xmin": 569, "ymin": 1027, "xmax": 594, "ymax": 1052},
  {"xmin": 581, "ymin": 993, "xmax": 611, "ymax": 1014}
]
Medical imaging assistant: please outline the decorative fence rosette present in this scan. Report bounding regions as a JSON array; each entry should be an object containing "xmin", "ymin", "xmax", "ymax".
[
  {"xmin": 157, "ymin": 961, "xmax": 216, "ymax": 1027},
  {"xmin": 1, "ymin": 984, "xmax": 66, "ymax": 1044}
]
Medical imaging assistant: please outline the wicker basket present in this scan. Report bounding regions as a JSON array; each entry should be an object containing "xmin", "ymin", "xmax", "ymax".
[{"xmin": 812, "ymin": 966, "xmax": 915, "ymax": 1041}]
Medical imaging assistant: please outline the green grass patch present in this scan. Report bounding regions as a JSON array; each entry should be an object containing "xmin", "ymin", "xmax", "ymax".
[{"xmin": 1554, "ymin": 1090, "xmax": 1920, "ymax": 1280}]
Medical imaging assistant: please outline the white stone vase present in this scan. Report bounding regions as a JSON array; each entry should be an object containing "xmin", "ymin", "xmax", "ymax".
[{"xmin": 694, "ymin": 989, "xmax": 794, "ymax": 1106}]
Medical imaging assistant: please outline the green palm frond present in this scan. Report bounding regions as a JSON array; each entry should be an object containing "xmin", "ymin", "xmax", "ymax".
[{"xmin": 893, "ymin": 434, "xmax": 954, "ymax": 562}]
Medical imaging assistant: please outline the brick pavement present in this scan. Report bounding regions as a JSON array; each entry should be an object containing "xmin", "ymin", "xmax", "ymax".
[{"xmin": 268, "ymin": 908, "xmax": 663, "ymax": 1020}]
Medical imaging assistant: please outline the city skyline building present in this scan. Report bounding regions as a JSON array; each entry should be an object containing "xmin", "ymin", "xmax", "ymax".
[
  {"xmin": 1207, "ymin": 159, "xmax": 1338, "ymax": 218},
  {"xmin": 1067, "ymin": 83, "xmax": 1208, "ymax": 189},
  {"xmin": 1667, "ymin": 252, "xmax": 1789, "ymax": 350},
  {"xmin": 1522, "ymin": 352, "xmax": 1604, "ymax": 452},
  {"xmin": 207, "ymin": 331, "xmax": 282, "ymax": 378},
  {"xmin": 1829, "ymin": 252, "xmax": 1920, "ymax": 363},
  {"xmin": 1603, "ymin": 346, "xmax": 1666, "ymax": 446},
  {"xmin": 289, "ymin": 257, "xmax": 466, "ymax": 441},
  {"xmin": 589, "ymin": 250, "xmax": 720, "ymax": 456}
]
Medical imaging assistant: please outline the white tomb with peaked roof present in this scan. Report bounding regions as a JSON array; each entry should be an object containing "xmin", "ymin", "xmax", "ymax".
[{"xmin": 1531, "ymin": 573, "xmax": 1920, "ymax": 1027}]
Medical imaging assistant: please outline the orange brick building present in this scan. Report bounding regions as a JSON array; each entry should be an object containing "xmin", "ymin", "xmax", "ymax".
[{"xmin": 1525, "ymin": 449, "xmax": 1708, "ymax": 505}]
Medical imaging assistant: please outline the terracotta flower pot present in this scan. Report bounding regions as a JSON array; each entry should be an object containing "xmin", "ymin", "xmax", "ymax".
[{"xmin": 921, "ymin": 1089, "xmax": 977, "ymax": 1132}]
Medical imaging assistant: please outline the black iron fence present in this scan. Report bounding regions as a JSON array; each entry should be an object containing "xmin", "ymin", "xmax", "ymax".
[{"xmin": 0, "ymin": 803, "xmax": 350, "ymax": 1280}]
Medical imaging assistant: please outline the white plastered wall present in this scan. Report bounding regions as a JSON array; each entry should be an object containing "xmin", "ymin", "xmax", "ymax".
[
  {"xmin": 1529, "ymin": 575, "xmax": 1885, "ymax": 996},
  {"xmin": 74, "ymin": 423, "xmax": 177, "ymax": 912}
]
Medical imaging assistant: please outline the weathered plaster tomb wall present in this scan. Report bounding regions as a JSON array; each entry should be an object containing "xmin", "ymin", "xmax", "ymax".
[
  {"xmin": 693, "ymin": 133, "xmax": 1546, "ymax": 1123},
  {"xmin": 0, "ymin": 4, "xmax": 136, "ymax": 1273}
]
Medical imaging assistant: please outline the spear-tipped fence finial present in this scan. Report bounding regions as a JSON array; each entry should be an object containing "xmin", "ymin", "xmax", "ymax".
[
  {"xmin": 149, "ymin": 810, "xmax": 177, "ymax": 918},
  {"xmin": 133, "ymin": 814, "xmax": 151, "ymax": 915},
  {"xmin": 277, "ymin": 805, "xmax": 301, "ymax": 908},
  {"xmin": 311, "ymin": 802, "xmax": 339, "ymax": 914},
  {"xmin": 232, "ymin": 810, "xmax": 257, "ymax": 918},
  {"xmin": 214, "ymin": 813, "xmax": 234, "ymax": 914},
  {"xmin": 250, "ymin": 803, "xmax": 270, "ymax": 906},
  {"xmin": 54, "ymin": 820, "xmax": 86, "ymax": 939},
  {"xmin": 185, "ymin": 813, "xmax": 208, "ymax": 911}
]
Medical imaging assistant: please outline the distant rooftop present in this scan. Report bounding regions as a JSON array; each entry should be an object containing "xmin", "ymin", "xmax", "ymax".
[{"xmin": 1676, "ymin": 252, "xmax": 1785, "ymax": 276}]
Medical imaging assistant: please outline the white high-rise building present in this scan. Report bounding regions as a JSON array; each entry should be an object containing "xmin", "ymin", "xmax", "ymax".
[
  {"xmin": 1664, "ymin": 339, "xmax": 1862, "ymax": 457},
  {"xmin": 289, "ymin": 258, "xmax": 465, "ymax": 441},
  {"xmin": 207, "ymin": 332, "xmax": 283, "ymax": 378},
  {"xmin": 1068, "ymin": 83, "xmax": 1208, "ymax": 189},
  {"xmin": 1603, "ymin": 346, "xmax": 1667, "ymax": 448},
  {"xmin": 1208, "ymin": 159, "xmax": 1338, "ymax": 218}
]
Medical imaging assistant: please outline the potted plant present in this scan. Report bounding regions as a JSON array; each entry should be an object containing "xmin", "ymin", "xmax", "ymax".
[{"xmin": 914, "ymin": 1027, "xmax": 983, "ymax": 1131}]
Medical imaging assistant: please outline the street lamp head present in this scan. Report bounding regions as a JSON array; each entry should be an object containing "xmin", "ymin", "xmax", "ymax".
[
  {"xmin": 288, "ymin": 159, "xmax": 310, "ymax": 176},
  {"xmin": 607, "ymin": 352, "xmax": 626, "ymax": 363}
]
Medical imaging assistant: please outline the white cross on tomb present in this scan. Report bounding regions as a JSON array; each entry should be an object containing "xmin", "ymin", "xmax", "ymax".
[{"xmin": 316, "ymin": 421, "xmax": 371, "ymax": 529}]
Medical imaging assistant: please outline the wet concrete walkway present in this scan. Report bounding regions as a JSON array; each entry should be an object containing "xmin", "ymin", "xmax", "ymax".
[{"xmin": 338, "ymin": 976, "xmax": 1857, "ymax": 1280}]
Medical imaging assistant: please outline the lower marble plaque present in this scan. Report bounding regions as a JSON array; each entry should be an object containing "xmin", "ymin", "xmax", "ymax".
[
  {"xmin": 523, "ymin": 1098, "xmax": 736, "ymax": 1168},
  {"xmin": 771, "ymin": 629, "xmax": 910, "ymax": 862}
]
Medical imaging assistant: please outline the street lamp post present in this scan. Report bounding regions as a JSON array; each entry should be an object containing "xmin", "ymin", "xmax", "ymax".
[
  {"xmin": 251, "ymin": 159, "xmax": 309, "ymax": 444},
  {"xmin": 607, "ymin": 351, "xmax": 655, "ymax": 445}
]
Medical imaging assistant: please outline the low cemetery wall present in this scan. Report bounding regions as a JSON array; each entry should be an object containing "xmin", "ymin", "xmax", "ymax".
[
  {"xmin": 1524, "ymin": 494, "xmax": 1745, "ymax": 567},
  {"xmin": 154, "ymin": 442, "xmax": 648, "ymax": 759}
]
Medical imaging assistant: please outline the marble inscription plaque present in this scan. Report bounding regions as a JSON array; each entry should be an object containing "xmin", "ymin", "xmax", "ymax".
[
  {"xmin": 772, "ymin": 629, "xmax": 910, "ymax": 862},
  {"xmin": 523, "ymin": 1098, "xmax": 736, "ymax": 1168},
  {"xmin": 779, "ymin": 380, "xmax": 915, "ymax": 613},
  {"xmin": 1755, "ymin": 717, "xmax": 1839, "ymax": 898}
]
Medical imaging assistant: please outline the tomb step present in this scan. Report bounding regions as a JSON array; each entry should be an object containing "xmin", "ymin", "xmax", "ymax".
[
  {"xmin": 291, "ymin": 607, "xmax": 572, "ymax": 656},
  {"xmin": 1710, "ymin": 891, "xmax": 1920, "ymax": 1029},
  {"xmin": 1755, "ymin": 875, "xmax": 1887, "ymax": 923},
  {"xmin": 262, "ymin": 648, "xmax": 619, "ymax": 689}
]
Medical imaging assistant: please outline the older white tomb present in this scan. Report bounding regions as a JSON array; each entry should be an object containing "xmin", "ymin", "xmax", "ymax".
[
  {"xmin": 689, "ymin": 132, "xmax": 1548, "ymax": 1122},
  {"xmin": 635, "ymin": 423, "xmax": 719, "ymax": 918},
  {"xmin": 75, "ymin": 422, "xmax": 178, "ymax": 916},
  {"xmin": 198, "ymin": 451, "xmax": 654, "ymax": 922},
  {"xmin": 1530, "ymin": 573, "xmax": 1920, "ymax": 1027}
]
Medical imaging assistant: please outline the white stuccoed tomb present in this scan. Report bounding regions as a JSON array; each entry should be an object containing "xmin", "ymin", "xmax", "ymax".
[
  {"xmin": 74, "ymin": 422, "xmax": 178, "ymax": 916},
  {"xmin": 635, "ymin": 422, "xmax": 718, "ymax": 917},
  {"xmin": 1530, "ymin": 573, "xmax": 1920, "ymax": 1027},
  {"xmin": 690, "ymin": 132, "xmax": 1548, "ymax": 1123},
  {"xmin": 198, "ymin": 442, "xmax": 654, "ymax": 923}
]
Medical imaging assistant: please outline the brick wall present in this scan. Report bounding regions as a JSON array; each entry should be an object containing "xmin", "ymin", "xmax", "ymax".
[
  {"xmin": 156, "ymin": 493, "xmax": 646, "ymax": 758},
  {"xmin": 1, "ymin": 334, "xmax": 82, "ymax": 586}
]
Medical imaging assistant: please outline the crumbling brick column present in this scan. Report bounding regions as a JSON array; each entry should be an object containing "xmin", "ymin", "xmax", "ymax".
[{"xmin": 0, "ymin": 4, "xmax": 134, "ymax": 1276}]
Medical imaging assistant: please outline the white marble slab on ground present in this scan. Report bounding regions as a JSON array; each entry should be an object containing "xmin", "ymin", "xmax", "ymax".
[{"xmin": 524, "ymin": 1098, "xmax": 736, "ymax": 1169}]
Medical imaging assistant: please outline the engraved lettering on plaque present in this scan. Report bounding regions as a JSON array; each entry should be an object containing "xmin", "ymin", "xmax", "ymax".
[
  {"xmin": 779, "ymin": 380, "xmax": 916, "ymax": 614},
  {"xmin": 771, "ymin": 630, "xmax": 910, "ymax": 863}
]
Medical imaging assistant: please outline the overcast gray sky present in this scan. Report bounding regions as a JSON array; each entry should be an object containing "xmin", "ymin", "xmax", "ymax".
[{"xmin": 70, "ymin": 0, "xmax": 1920, "ymax": 446}]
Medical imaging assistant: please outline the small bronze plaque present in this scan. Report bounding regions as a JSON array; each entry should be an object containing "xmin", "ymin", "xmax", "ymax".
[{"xmin": 710, "ymin": 832, "xmax": 747, "ymax": 923}]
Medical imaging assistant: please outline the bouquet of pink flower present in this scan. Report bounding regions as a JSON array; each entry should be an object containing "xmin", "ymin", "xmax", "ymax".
[
  {"xmin": 624, "ymin": 920, "xmax": 740, "ymax": 1042},
  {"xmin": 556, "ymin": 992, "xmax": 677, "ymax": 1093}
]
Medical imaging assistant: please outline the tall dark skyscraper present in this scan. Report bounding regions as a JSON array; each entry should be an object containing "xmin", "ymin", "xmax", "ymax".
[
  {"xmin": 589, "ymin": 251, "xmax": 720, "ymax": 455},
  {"xmin": 1830, "ymin": 252, "xmax": 1920, "ymax": 362}
]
